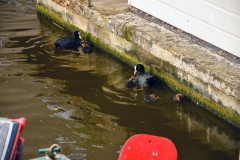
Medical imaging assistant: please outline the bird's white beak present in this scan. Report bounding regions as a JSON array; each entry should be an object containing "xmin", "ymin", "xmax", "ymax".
[
  {"xmin": 134, "ymin": 66, "xmax": 137, "ymax": 75},
  {"xmin": 78, "ymin": 33, "xmax": 82, "ymax": 39}
]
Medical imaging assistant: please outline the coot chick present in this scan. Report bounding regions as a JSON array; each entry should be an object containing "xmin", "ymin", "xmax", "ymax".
[
  {"xmin": 81, "ymin": 40, "xmax": 93, "ymax": 53},
  {"xmin": 125, "ymin": 79, "xmax": 136, "ymax": 88},
  {"xmin": 144, "ymin": 94, "xmax": 159, "ymax": 102},
  {"xmin": 173, "ymin": 93, "xmax": 183, "ymax": 103}
]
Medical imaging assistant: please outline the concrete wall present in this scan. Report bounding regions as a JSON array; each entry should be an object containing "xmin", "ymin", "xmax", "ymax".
[
  {"xmin": 128, "ymin": 0, "xmax": 240, "ymax": 57},
  {"xmin": 36, "ymin": 0, "xmax": 240, "ymax": 127}
]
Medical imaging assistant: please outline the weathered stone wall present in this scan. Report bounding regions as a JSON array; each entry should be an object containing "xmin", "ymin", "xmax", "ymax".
[{"xmin": 36, "ymin": 0, "xmax": 240, "ymax": 127}]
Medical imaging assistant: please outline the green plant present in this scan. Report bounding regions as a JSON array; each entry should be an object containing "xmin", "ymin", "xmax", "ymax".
[{"xmin": 123, "ymin": 26, "xmax": 132, "ymax": 41}]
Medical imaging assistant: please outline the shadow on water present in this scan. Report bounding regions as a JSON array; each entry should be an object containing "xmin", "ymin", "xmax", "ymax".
[{"xmin": 0, "ymin": 0, "xmax": 240, "ymax": 160}]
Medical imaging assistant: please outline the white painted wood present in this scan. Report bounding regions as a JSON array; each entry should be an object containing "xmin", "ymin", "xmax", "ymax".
[
  {"xmin": 205, "ymin": 0, "xmax": 240, "ymax": 15},
  {"xmin": 128, "ymin": 0, "xmax": 240, "ymax": 57}
]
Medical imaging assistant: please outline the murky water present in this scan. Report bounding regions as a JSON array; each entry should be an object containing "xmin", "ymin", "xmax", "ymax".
[{"xmin": 0, "ymin": 0, "xmax": 240, "ymax": 160}]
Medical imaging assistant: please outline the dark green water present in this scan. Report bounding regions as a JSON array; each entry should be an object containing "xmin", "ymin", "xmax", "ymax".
[{"xmin": 0, "ymin": 0, "xmax": 239, "ymax": 159}]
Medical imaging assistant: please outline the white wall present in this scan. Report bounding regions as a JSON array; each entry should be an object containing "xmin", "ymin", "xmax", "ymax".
[{"xmin": 128, "ymin": 0, "xmax": 240, "ymax": 57}]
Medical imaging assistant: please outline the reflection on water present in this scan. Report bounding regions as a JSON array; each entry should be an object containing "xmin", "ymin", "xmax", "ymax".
[
  {"xmin": 0, "ymin": 37, "xmax": 14, "ymax": 66},
  {"xmin": 0, "ymin": 0, "xmax": 240, "ymax": 160},
  {"xmin": 0, "ymin": 37, "xmax": 8, "ymax": 46}
]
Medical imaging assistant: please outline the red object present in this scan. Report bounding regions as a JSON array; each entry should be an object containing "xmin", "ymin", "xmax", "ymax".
[
  {"xmin": 11, "ymin": 118, "xmax": 26, "ymax": 133},
  {"xmin": 11, "ymin": 118, "xmax": 26, "ymax": 160},
  {"xmin": 118, "ymin": 134, "xmax": 177, "ymax": 160},
  {"xmin": 0, "ymin": 117, "xmax": 26, "ymax": 160}
]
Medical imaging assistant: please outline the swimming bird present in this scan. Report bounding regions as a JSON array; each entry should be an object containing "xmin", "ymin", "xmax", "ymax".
[
  {"xmin": 128, "ymin": 64, "xmax": 156, "ymax": 89},
  {"xmin": 126, "ymin": 64, "xmax": 159, "ymax": 103},
  {"xmin": 125, "ymin": 79, "xmax": 136, "ymax": 88},
  {"xmin": 54, "ymin": 31, "xmax": 82, "ymax": 49},
  {"xmin": 173, "ymin": 93, "xmax": 183, "ymax": 103},
  {"xmin": 144, "ymin": 94, "xmax": 159, "ymax": 102},
  {"xmin": 81, "ymin": 40, "xmax": 93, "ymax": 53}
]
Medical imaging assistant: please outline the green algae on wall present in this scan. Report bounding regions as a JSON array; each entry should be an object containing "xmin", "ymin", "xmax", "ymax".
[
  {"xmin": 153, "ymin": 67, "xmax": 240, "ymax": 128},
  {"xmin": 36, "ymin": 3, "xmax": 240, "ymax": 128},
  {"xmin": 36, "ymin": 4, "xmax": 87, "ymax": 38},
  {"xmin": 122, "ymin": 26, "xmax": 132, "ymax": 41},
  {"xmin": 36, "ymin": 4, "xmax": 138, "ymax": 66}
]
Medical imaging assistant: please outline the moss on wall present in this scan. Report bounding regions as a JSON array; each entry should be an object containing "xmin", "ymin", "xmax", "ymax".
[
  {"xmin": 153, "ymin": 67, "xmax": 240, "ymax": 127},
  {"xmin": 122, "ymin": 26, "xmax": 132, "ymax": 41},
  {"xmin": 36, "ymin": 4, "xmax": 88, "ymax": 38},
  {"xmin": 36, "ymin": 3, "xmax": 240, "ymax": 128}
]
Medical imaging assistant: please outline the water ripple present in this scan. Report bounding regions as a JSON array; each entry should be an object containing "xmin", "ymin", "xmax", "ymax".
[
  {"xmin": 42, "ymin": 97, "xmax": 58, "ymax": 103},
  {"xmin": 102, "ymin": 85, "xmax": 138, "ymax": 105},
  {"xmin": 0, "ymin": 37, "xmax": 8, "ymax": 46},
  {"xmin": 73, "ymin": 132, "xmax": 90, "ymax": 139},
  {"xmin": 70, "ymin": 145, "xmax": 86, "ymax": 151},
  {"xmin": 92, "ymin": 145, "xmax": 104, "ymax": 149},
  {"xmin": 55, "ymin": 134, "xmax": 76, "ymax": 144},
  {"xmin": 0, "ymin": 54, "xmax": 6, "ymax": 60},
  {"xmin": 0, "ymin": 37, "xmax": 14, "ymax": 66},
  {"xmin": 54, "ymin": 109, "xmax": 74, "ymax": 120},
  {"xmin": 67, "ymin": 153, "xmax": 86, "ymax": 159},
  {"xmin": 0, "ymin": 60, "xmax": 14, "ymax": 66},
  {"xmin": 66, "ymin": 123, "xmax": 85, "ymax": 129},
  {"xmin": 47, "ymin": 104, "xmax": 66, "ymax": 111}
]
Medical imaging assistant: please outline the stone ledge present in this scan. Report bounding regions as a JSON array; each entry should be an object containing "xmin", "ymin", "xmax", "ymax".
[{"xmin": 36, "ymin": 0, "xmax": 240, "ymax": 127}]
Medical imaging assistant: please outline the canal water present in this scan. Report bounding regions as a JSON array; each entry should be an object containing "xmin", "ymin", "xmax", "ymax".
[{"xmin": 0, "ymin": 0, "xmax": 239, "ymax": 159}]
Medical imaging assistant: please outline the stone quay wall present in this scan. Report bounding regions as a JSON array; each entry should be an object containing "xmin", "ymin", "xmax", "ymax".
[{"xmin": 36, "ymin": 0, "xmax": 240, "ymax": 127}]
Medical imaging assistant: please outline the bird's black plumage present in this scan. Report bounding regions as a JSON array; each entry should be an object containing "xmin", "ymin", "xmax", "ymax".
[
  {"xmin": 81, "ymin": 40, "xmax": 94, "ymax": 53},
  {"xmin": 54, "ymin": 31, "xmax": 82, "ymax": 49},
  {"xmin": 133, "ymin": 64, "xmax": 157, "ymax": 88},
  {"xmin": 82, "ymin": 45, "xmax": 93, "ymax": 53},
  {"xmin": 125, "ymin": 79, "xmax": 136, "ymax": 88}
]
